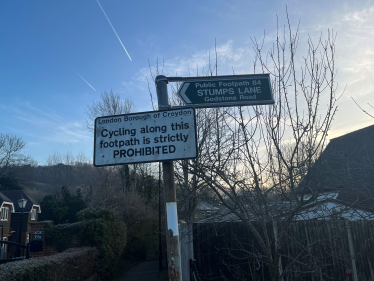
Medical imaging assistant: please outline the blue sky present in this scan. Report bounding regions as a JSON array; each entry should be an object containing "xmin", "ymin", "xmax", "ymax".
[{"xmin": 1, "ymin": 0, "xmax": 373, "ymax": 164}]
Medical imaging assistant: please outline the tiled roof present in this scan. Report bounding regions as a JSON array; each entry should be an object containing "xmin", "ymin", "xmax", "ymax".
[
  {"xmin": 335, "ymin": 184, "xmax": 374, "ymax": 213},
  {"xmin": 0, "ymin": 190, "xmax": 40, "ymax": 212},
  {"xmin": 0, "ymin": 191, "xmax": 13, "ymax": 205},
  {"xmin": 299, "ymin": 124, "xmax": 374, "ymax": 210}
]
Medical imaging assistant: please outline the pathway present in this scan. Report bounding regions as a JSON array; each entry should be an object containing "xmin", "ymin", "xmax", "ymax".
[{"xmin": 117, "ymin": 261, "xmax": 168, "ymax": 281}]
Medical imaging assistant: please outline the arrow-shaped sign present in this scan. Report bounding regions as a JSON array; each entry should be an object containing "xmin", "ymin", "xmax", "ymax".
[{"xmin": 176, "ymin": 74, "xmax": 274, "ymax": 108}]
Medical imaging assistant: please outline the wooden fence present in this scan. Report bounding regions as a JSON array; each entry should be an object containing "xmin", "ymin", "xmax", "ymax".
[{"xmin": 192, "ymin": 219, "xmax": 374, "ymax": 281}]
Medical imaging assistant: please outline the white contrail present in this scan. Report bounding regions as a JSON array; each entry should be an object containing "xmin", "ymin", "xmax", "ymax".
[
  {"xmin": 96, "ymin": 0, "xmax": 132, "ymax": 61},
  {"xmin": 75, "ymin": 72, "xmax": 97, "ymax": 91}
]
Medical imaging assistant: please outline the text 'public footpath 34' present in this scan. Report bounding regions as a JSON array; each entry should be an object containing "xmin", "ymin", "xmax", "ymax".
[
  {"xmin": 94, "ymin": 107, "xmax": 197, "ymax": 166},
  {"xmin": 176, "ymin": 74, "xmax": 274, "ymax": 108}
]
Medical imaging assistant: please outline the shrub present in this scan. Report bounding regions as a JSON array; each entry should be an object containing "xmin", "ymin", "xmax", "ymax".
[
  {"xmin": 45, "ymin": 208, "xmax": 127, "ymax": 280},
  {"xmin": 77, "ymin": 207, "xmax": 115, "ymax": 222},
  {"xmin": 44, "ymin": 221, "xmax": 86, "ymax": 252},
  {"xmin": 85, "ymin": 190, "xmax": 162, "ymax": 263},
  {"xmin": 79, "ymin": 217, "xmax": 127, "ymax": 279},
  {"xmin": 0, "ymin": 247, "xmax": 97, "ymax": 281},
  {"xmin": 39, "ymin": 186, "xmax": 87, "ymax": 224},
  {"xmin": 124, "ymin": 218, "xmax": 159, "ymax": 261}
]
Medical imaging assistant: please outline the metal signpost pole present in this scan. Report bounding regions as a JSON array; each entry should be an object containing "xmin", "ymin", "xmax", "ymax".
[
  {"xmin": 158, "ymin": 162, "xmax": 162, "ymax": 271},
  {"xmin": 155, "ymin": 75, "xmax": 182, "ymax": 281}
]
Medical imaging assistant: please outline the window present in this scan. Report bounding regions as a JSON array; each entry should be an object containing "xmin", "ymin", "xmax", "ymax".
[
  {"xmin": 0, "ymin": 207, "xmax": 8, "ymax": 221},
  {"xmin": 214, "ymin": 211, "xmax": 218, "ymax": 216},
  {"xmin": 31, "ymin": 209, "xmax": 36, "ymax": 220},
  {"xmin": 194, "ymin": 213, "xmax": 198, "ymax": 219},
  {"xmin": 202, "ymin": 212, "xmax": 205, "ymax": 218},
  {"xmin": 207, "ymin": 211, "xmax": 211, "ymax": 216}
]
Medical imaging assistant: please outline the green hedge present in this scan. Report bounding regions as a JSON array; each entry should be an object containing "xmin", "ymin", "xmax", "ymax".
[
  {"xmin": 45, "ymin": 208, "xmax": 127, "ymax": 280},
  {"xmin": 44, "ymin": 221, "xmax": 85, "ymax": 252},
  {"xmin": 0, "ymin": 247, "xmax": 97, "ymax": 281}
]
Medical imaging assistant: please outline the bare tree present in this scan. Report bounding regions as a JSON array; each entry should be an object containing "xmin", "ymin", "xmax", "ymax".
[
  {"xmin": 0, "ymin": 133, "xmax": 33, "ymax": 191},
  {"xmin": 84, "ymin": 90, "xmax": 136, "ymax": 192},
  {"xmin": 173, "ymin": 20, "xmax": 341, "ymax": 281},
  {"xmin": 352, "ymin": 97, "xmax": 374, "ymax": 119},
  {"xmin": 84, "ymin": 90, "xmax": 135, "ymax": 132},
  {"xmin": 145, "ymin": 17, "xmax": 346, "ymax": 279},
  {"xmin": 0, "ymin": 134, "xmax": 31, "ymax": 177}
]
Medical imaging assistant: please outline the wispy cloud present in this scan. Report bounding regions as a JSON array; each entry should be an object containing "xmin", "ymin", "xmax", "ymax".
[
  {"xmin": 121, "ymin": 41, "xmax": 254, "ymax": 111},
  {"xmin": 314, "ymin": 5, "xmax": 374, "ymax": 104},
  {"xmin": 23, "ymin": 101, "xmax": 63, "ymax": 121},
  {"xmin": 51, "ymin": 124, "xmax": 90, "ymax": 144},
  {"xmin": 136, "ymin": 41, "xmax": 251, "ymax": 83},
  {"xmin": 96, "ymin": 0, "xmax": 132, "ymax": 61},
  {"xmin": 296, "ymin": 5, "xmax": 374, "ymax": 131},
  {"xmin": 9, "ymin": 102, "xmax": 91, "ymax": 144},
  {"xmin": 75, "ymin": 71, "xmax": 96, "ymax": 91},
  {"xmin": 343, "ymin": 6, "xmax": 374, "ymax": 23},
  {"xmin": 123, "ymin": 5, "xmax": 374, "ymax": 140}
]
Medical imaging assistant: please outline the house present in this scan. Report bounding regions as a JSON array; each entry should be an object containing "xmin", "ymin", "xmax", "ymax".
[
  {"xmin": 296, "ymin": 124, "xmax": 374, "ymax": 220},
  {"xmin": 194, "ymin": 125, "xmax": 374, "ymax": 224},
  {"xmin": 0, "ymin": 192, "xmax": 15, "ymax": 242},
  {"xmin": 193, "ymin": 202, "xmax": 220, "ymax": 222},
  {"xmin": 0, "ymin": 190, "xmax": 41, "ymax": 245}
]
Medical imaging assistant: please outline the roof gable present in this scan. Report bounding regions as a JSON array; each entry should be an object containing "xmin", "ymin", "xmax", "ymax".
[
  {"xmin": 0, "ymin": 190, "xmax": 40, "ymax": 213},
  {"xmin": 0, "ymin": 191, "xmax": 12, "ymax": 205},
  {"xmin": 299, "ymin": 124, "xmax": 374, "ymax": 210}
]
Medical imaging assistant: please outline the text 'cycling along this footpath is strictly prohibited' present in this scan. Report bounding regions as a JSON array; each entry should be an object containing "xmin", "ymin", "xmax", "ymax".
[{"xmin": 93, "ymin": 107, "xmax": 197, "ymax": 166}]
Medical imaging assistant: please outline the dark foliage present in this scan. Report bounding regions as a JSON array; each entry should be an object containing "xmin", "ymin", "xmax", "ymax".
[
  {"xmin": 45, "ymin": 208, "xmax": 127, "ymax": 281},
  {"xmin": 0, "ymin": 247, "xmax": 97, "ymax": 281},
  {"xmin": 77, "ymin": 207, "xmax": 114, "ymax": 222},
  {"xmin": 0, "ymin": 174, "xmax": 22, "ymax": 191},
  {"xmin": 39, "ymin": 186, "xmax": 86, "ymax": 224},
  {"xmin": 122, "ymin": 206, "xmax": 160, "ymax": 262}
]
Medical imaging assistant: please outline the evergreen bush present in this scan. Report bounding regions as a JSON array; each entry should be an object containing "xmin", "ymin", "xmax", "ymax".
[{"xmin": 45, "ymin": 208, "xmax": 127, "ymax": 280}]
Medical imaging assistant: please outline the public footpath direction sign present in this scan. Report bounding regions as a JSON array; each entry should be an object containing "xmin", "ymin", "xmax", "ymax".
[
  {"xmin": 94, "ymin": 107, "xmax": 197, "ymax": 166},
  {"xmin": 176, "ymin": 74, "xmax": 274, "ymax": 108}
]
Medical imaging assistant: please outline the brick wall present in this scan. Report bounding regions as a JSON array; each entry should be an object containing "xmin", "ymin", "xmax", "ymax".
[{"xmin": 28, "ymin": 221, "xmax": 58, "ymax": 258}]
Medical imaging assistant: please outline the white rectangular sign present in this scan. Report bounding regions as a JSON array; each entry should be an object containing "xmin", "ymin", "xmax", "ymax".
[{"xmin": 94, "ymin": 108, "xmax": 197, "ymax": 166}]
